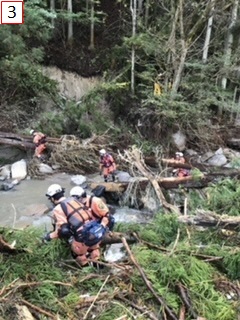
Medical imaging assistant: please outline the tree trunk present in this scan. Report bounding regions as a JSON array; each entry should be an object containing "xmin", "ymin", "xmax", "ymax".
[
  {"xmin": 179, "ymin": 209, "xmax": 240, "ymax": 230},
  {"xmin": 221, "ymin": 0, "xmax": 239, "ymax": 90},
  {"xmin": 202, "ymin": 0, "xmax": 215, "ymax": 63},
  {"xmin": 67, "ymin": 0, "xmax": 73, "ymax": 41},
  {"xmin": 137, "ymin": 0, "xmax": 143, "ymax": 16},
  {"xmin": 144, "ymin": 0, "xmax": 150, "ymax": 26},
  {"xmin": 50, "ymin": 0, "xmax": 55, "ymax": 27},
  {"xmin": 89, "ymin": 0, "xmax": 95, "ymax": 50},
  {"xmin": 130, "ymin": 0, "xmax": 137, "ymax": 94},
  {"xmin": 172, "ymin": 0, "xmax": 214, "ymax": 93},
  {"xmin": 172, "ymin": 0, "xmax": 186, "ymax": 93},
  {"xmin": 166, "ymin": 2, "xmax": 179, "ymax": 86}
]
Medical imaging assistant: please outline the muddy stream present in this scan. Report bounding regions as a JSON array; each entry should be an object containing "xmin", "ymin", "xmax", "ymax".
[
  {"xmin": 0, "ymin": 172, "xmax": 153, "ymax": 262},
  {"xmin": 0, "ymin": 172, "xmax": 151, "ymax": 230}
]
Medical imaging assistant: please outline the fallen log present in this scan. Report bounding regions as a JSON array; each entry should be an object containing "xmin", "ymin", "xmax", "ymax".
[
  {"xmin": 102, "ymin": 232, "xmax": 137, "ymax": 245},
  {"xmin": 178, "ymin": 210, "xmax": 240, "ymax": 231},
  {"xmin": 119, "ymin": 148, "xmax": 180, "ymax": 214},
  {"xmin": 0, "ymin": 131, "xmax": 61, "ymax": 146},
  {"xmin": 0, "ymin": 235, "xmax": 28, "ymax": 254},
  {"xmin": 122, "ymin": 237, "xmax": 179, "ymax": 320},
  {"xmin": 89, "ymin": 174, "xmax": 217, "ymax": 192},
  {"xmin": 0, "ymin": 137, "xmax": 34, "ymax": 150},
  {"xmin": 161, "ymin": 158, "xmax": 193, "ymax": 169},
  {"xmin": 227, "ymin": 138, "xmax": 240, "ymax": 149}
]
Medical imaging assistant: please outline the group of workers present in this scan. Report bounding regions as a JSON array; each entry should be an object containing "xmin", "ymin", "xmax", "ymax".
[
  {"xmin": 30, "ymin": 128, "xmax": 189, "ymax": 180},
  {"xmin": 28, "ymin": 129, "xmax": 117, "ymax": 268},
  {"xmin": 29, "ymin": 128, "xmax": 189, "ymax": 268},
  {"xmin": 43, "ymin": 184, "xmax": 114, "ymax": 268},
  {"xmin": 30, "ymin": 130, "xmax": 117, "ymax": 182}
]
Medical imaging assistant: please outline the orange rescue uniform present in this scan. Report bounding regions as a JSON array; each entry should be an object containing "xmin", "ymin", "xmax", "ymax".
[
  {"xmin": 171, "ymin": 155, "xmax": 190, "ymax": 177},
  {"xmin": 99, "ymin": 153, "xmax": 116, "ymax": 180},
  {"xmin": 49, "ymin": 196, "xmax": 109, "ymax": 267},
  {"xmin": 33, "ymin": 132, "xmax": 47, "ymax": 158},
  {"xmin": 71, "ymin": 195, "xmax": 109, "ymax": 266}
]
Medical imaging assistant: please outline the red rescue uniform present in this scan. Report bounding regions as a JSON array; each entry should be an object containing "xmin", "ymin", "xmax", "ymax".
[
  {"xmin": 33, "ymin": 132, "xmax": 47, "ymax": 159},
  {"xmin": 99, "ymin": 153, "xmax": 116, "ymax": 181}
]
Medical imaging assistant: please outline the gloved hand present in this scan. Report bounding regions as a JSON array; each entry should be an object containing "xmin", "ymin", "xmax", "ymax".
[{"xmin": 42, "ymin": 232, "xmax": 51, "ymax": 244}]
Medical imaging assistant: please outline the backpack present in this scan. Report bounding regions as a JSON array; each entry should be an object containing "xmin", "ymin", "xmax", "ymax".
[
  {"xmin": 76, "ymin": 221, "xmax": 107, "ymax": 246},
  {"xmin": 108, "ymin": 214, "xmax": 115, "ymax": 231},
  {"xmin": 91, "ymin": 185, "xmax": 106, "ymax": 198}
]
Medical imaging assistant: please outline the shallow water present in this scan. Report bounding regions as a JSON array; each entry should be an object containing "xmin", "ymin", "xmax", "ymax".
[
  {"xmin": 0, "ymin": 173, "xmax": 76, "ymax": 228},
  {"xmin": 0, "ymin": 172, "xmax": 150, "ymax": 230}
]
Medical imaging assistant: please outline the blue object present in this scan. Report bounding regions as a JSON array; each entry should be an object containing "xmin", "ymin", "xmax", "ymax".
[{"xmin": 77, "ymin": 221, "xmax": 107, "ymax": 246}]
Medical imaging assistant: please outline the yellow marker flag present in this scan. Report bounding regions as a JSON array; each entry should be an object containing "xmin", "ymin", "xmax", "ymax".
[{"xmin": 154, "ymin": 82, "xmax": 162, "ymax": 96}]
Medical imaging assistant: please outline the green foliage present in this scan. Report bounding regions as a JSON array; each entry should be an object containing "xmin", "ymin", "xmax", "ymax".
[
  {"xmin": 0, "ymin": 0, "xmax": 57, "ymax": 107},
  {"xmin": 131, "ymin": 247, "xmax": 236, "ymax": 319},
  {"xmin": 191, "ymin": 168, "xmax": 204, "ymax": 180},
  {"xmin": 1, "ymin": 209, "xmax": 239, "ymax": 320},
  {"xmin": 228, "ymin": 157, "xmax": 240, "ymax": 168},
  {"xmin": 223, "ymin": 252, "xmax": 240, "ymax": 280},
  {"xmin": 139, "ymin": 213, "xmax": 182, "ymax": 246},
  {"xmin": 189, "ymin": 178, "xmax": 240, "ymax": 216}
]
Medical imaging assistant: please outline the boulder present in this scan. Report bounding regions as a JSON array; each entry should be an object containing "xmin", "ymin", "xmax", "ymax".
[
  {"xmin": 0, "ymin": 179, "xmax": 19, "ymax": 191},
  {"xmin": 11, "ymin": 159, "xmax": 27, "ymax": 180},
  {"xmin": 71, "ymin": 175, "xmax": 87, "ymax": 185},
  {"xmin": 117, "ymin": 171, "xmax": 132, "ymax": 182},
  {"xmin": 207, "ymin": 154, "xmax": 227, "ymax": 166},
  {"xmin": 0, "ymin": 164, "xmax": 11, "ymax": 179},
  {"xmin": 38, "ymin": 163, "xmax": 53, "ymax": 174}
]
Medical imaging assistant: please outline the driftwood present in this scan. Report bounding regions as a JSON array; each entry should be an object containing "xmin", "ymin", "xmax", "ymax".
[
  {"xmin": 227, "ymin": 138, "xmax": 240, "ymax": 149},
  {"xmin": 102, "ymin": 232, "xmax": 137, "ymax": 245},
  {"xmin": 0, "ymin": 131, "xmax": 60, "ymax": 143},
  {"xmin": 0, "ymin": 235, "xmax": 29, "ymax": 254},
  {"xmin": 118, "ymin": 148, "xmax": 179, "ymax": 213},
  {"xmin": 178, "ymin": 210, "xmax": 240, "ymax": 230},
  {"xmin": 0, "ymin": 131, "xmax": 61, "ymax": 150},
  {"xmin": 0, "ymin": 137, "xmax": 34, "ymax": 150},
  {"xmin": 89, "ymin": 174, "xmax": 216, "ymax": 192},
  {"xmin": 0, "ymin": 232, "xmax": 136, "ymax": 254},
  {"xmin": 162, "ymin": 158, "xmax": 240, "ymax": 177},
  {"xmin": 122, "ymin": 237, "xmax": 178, "ymax": 320},
  {"xmin": 116, "ymin": 294, "xmax": 159, "ymax": 320},
  {"xmin": 161, "ymin": 158, "xmax": 193, "ymax": 169},
  {"xmin": 176, "ymin": 283, "xmax": 197, "ymax": 319}
]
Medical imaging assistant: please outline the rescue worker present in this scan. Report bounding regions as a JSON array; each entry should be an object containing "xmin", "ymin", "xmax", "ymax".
[
  {"xmin": 99, "ymin": 149, "xmax": 116, "ymax": 182},
  {"xmin": 43, "ymin": 184, "xmax": 109, "ymax": 268},
  {"xmin": 30, "ymin": 129, "xmax": 47, "ymax": 161},
  {"xmin": 172, "ymin": 152, "xmax": 190, "ymax": 178},
  {"xmin": 70, "ymin": 186, "xmax": 114, "ymax": 230}
]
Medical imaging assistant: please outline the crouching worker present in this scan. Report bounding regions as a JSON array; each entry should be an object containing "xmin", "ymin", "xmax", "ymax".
[
  {"xmin": 43, "ymin": 184, "xmax": 111, "ymax": 268},
  {"xmin": 69, "ymin": 186, "xmax": 115, "ymax": 267}
]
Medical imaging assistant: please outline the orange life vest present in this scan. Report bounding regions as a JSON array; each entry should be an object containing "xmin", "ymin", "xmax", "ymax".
[{"xmin": 60, "ymin": 197, "xmax": 93, "ymax": 231}]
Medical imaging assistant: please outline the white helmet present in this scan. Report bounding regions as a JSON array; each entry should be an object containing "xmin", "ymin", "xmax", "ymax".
[
  {"xmin": 30, "ymin": 129, "xmax": 35, "ymax": 135},
  {"xmin": 99, "ymin": 149, "xmax": 106, "ymax": 155},
  {"xmin": 70, "ymin": 186, "xmax": 85, "ymax": 197},
  {"xmin": 46, "ymin": 184, "xmax": 63, "ymax": 197},
  {"xmin": 176, "ymin": 152, "xmax": 183, "ymax": 157}
]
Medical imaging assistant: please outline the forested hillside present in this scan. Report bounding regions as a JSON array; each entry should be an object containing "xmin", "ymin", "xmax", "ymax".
[
  {"xmin": 1, "ymin": 2, "xmax": 240, "ymax": 320},
  {"xmin": 1, "ymin": 0, "xmax": 240, "ymax": 150}
]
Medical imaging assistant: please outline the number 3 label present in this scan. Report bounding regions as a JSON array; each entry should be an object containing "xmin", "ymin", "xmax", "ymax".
[
  {"xmin": 1, "ymin": 1, "xmax": 24, "ymax": 24},
  {"xmin": 8, "ymin": 5, "xmax": 16, "ymax": 18}
]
